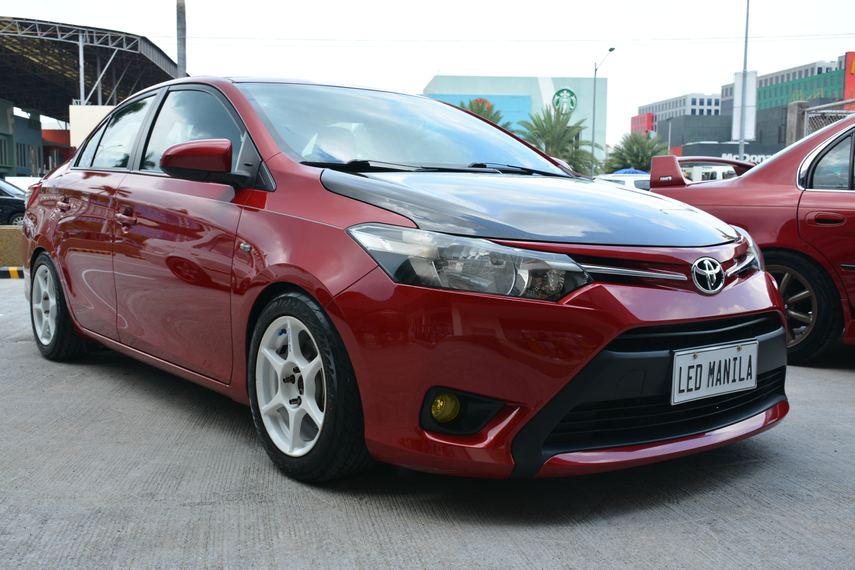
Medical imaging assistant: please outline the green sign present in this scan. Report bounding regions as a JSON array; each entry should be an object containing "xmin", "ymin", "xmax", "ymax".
[{"xmin": 552, "ymin": 89, "xmax": 577, "ymax": 113}]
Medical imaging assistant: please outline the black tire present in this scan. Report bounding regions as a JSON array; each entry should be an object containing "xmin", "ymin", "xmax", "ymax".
[
  {"xmin": 248, "ymin": 290, "xmax": 372, "ymax": 482},
  {"xmin": 765, "ymin": 250, "xmax": 843, "ymax": 364},
  {"xmin": 30, "ymin": 253, "xmax": 88, "ymax": 360},
  {"xmin": 8, "ymin": 212, "xmax": 24, "ymax": 226}
]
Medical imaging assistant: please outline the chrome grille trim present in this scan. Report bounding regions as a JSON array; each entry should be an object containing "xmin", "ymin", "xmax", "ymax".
[{"xmin": 580, "ymin": 264, "xmax": 687, "ymax": 282}]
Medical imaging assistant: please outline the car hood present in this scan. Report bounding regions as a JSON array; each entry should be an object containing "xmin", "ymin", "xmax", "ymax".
[{"xmin": 320, "ymin": 170, "xmax": 737, "ymax": 247}]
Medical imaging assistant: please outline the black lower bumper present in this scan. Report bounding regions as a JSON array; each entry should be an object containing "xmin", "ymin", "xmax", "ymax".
[{"xmin": 510, "ymin": 312, "xmax": 788, "ymax": 478}]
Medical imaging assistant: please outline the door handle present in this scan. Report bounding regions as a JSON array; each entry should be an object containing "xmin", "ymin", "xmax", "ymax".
[
  {"xmin": 116, "ymin": 212, "xmax": 137, "ymax": 227},
  {"xmin": 806, "ymin": 212, "xmax": 845, "ymax": 226},
  {"xmin": 57, "ymin": 197, "xmax": 70, "ymax": 212}
]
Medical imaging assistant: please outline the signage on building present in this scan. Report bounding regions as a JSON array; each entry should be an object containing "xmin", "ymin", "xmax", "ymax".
[
  {"xmin": 846, "ymin": 52, "xmax": 855, "ymax": 106},
  {"xmin": 552, "ymin": 89, "xmax": 577, "ymax": 113}
]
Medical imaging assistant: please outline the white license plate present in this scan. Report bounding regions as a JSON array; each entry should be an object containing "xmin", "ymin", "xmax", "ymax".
[{"xmin": 671, "ymin": 341, "xmax": 758, "ymax": 405}]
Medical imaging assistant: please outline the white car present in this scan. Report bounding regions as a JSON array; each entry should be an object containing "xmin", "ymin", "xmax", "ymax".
[{"xmin": 596, "ymin": 174, "xmax": 650, "ymax": 191}]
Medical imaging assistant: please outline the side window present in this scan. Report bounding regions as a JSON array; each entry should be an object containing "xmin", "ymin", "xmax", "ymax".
[
  {"xmin": 91, "ymin": 96, "xmax": 155, "ymax": 169},
  {"xmin": 811, "ymin": 135, "xmax": 853, "ymax": 190},
  {"xmin": 142, "ymin": 90, "xmax": 243, "ymax": 172},
  {"xmin": 76, "ymin": 121, "xmax": 109, "ymax": 168}
]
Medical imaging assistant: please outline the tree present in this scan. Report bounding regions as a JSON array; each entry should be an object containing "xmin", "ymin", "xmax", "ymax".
[
  {"xmin": 518, "ymin": 106, "xmax": 598, "ymax": 174},
  {"xmin": 459, "ymin": 98, "xmax": 515, "ymax": 132},
  {"xmin": 605, "ymin": 131, "xmax": 669, "ymax": 173}
]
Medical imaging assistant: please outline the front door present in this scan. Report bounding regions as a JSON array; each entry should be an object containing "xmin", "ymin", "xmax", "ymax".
[
  {"xmin": 798, "ymin": 129, "xmax": 855, "ymax": 305},
  {"xmin": 112, "ymin": 87, "xmax": 249, "ymax": 383}
]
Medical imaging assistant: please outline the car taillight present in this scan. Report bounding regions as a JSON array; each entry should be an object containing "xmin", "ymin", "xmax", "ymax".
[{"xmin": 26, "ymin": 183, "xmax": 42, "ymax": 210}]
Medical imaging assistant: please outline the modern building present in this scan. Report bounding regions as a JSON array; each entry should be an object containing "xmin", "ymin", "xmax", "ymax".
[
  {"xmin": 631, "ymin": 51, "xmax": 855, "ymax": 162},
  {"xmin": 633, "ymin": 94, "xmax": 721, "ymax": 135},
  {"xmin": 721, "ymin": 58, "xmax": 846, "ymax": 115},
  {"xmin": 423, "ymin": 75, "xmax": 609, "ymax": 163}
]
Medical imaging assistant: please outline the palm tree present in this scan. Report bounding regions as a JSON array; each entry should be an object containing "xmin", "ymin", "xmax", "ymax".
[
  {"xmin": 459, "ymin": 99, "xmax": 515, "ymax": 131},
  {"xmin": 605, "ymin": 131, "xmax": 669, "ymax": 173},
  {"xmin": 518, "ymin": 106, "xmax": 598, "ymax": 173}
]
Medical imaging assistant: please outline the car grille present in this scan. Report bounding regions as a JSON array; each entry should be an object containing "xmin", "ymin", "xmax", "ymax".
[
  {"xmin": 544, "ymin": 366, "xmax": 786, "ymax": 454},
  {"xmin": 511, "ymin": 312, "xmax": 788, "ymax": 477}
]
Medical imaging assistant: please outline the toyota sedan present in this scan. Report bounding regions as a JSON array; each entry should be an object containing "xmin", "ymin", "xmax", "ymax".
[{"xmin": 23, "ymin": 77, "xmax": 788, "ymax": 481}]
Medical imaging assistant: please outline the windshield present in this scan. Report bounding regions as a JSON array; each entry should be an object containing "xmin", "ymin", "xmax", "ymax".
[
  {"xmin": 238, "ymin": 83, "xmax": 565, "ymax": 175},
  {"xmin": 0, "ymin": 180, "xmax": 25, "ymax": 197}
]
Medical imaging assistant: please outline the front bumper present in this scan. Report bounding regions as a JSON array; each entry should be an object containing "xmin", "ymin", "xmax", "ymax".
[{"xmin": 329, "ymin": 266, "xmax": 788, "ymax": 478}]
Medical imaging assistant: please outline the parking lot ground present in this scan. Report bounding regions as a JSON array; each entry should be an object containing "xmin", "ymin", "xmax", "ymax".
[{"xmin": 1, "ymin": 278, "xmax": 854, "ymax": 570}]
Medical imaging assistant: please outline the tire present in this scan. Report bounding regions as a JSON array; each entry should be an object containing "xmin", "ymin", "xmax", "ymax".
[
  {"xmin": 248, "ymin": 290, "xmax": 372, "ymax": 482},
  {"xmin": 8, "ymin": 212, "xmax": 24, "ymax": 226},
  {"xmin": 30, "ymin": 253, "xmax": 88, "ymax": 360},
  {"xmin": 765, "ymin": 251, "xmax": 843, "ymax": 364}
]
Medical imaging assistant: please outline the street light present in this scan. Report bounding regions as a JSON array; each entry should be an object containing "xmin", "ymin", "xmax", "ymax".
[{"xmin": 591, "ymin": 47, "xmax": 615, "ymax": 177}]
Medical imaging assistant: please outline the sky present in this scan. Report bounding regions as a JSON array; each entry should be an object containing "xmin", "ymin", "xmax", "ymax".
[{"xmin": 13, "ymin": 0, "xmax": 855, "ymax": 147}]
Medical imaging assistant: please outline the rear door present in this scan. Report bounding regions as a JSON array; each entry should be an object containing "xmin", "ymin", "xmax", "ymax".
[
  {"xmin": 798, "ymin": 128, "xmax": 855, "ymax": 304},
  {"xmin": 53, "ymin": 94, "xmax": 158, "ymax": 340},
  {"xmin": 112, "ymin": 85, "xmax": 252, "ymax": 383}
]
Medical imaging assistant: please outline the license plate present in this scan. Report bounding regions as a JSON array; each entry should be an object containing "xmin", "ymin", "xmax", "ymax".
[{"xmin": 671, "ymin": 341, "xmax": 758, "ymax": 405}]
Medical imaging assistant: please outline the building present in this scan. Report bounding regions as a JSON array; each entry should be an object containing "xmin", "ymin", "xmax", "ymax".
[
  {"xmin": 634, "ymin": 94, "xmax": 721, "ymax": 135},
  {"xmin": 423, "ymin": 75, "xmax": 608, "ymax": 163},
  {"xmin": 631, "ymin": 51, "xmax": 855, "ymax": 162},
  {"xmin": 721, "ymin": 58, "xmax": 845, "ymax": 115}
]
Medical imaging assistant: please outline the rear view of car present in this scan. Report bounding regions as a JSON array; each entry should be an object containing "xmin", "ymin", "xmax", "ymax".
[
  {"xmin": 651, "ymin": 118, "xmax": 855, "ymax": 364},
  {"xmin": 22, "ymin": 77, "xmax": 788, "ymax": 481}
]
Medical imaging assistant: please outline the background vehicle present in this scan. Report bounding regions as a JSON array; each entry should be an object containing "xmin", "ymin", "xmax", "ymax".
[
  {"xmin": 22, "ymin": 77, "xmax": 788, "ymax": 482},
  {"xmin": 595, "ymin": 173, "xmax": 651, "ymax": 190},
  {"xmin": 651, "ymin": 123, "xmax": 855, "ymax": 364},
  {"xmin": 0, "ymin": 179, "xmax": 25, "ymax": 225}
]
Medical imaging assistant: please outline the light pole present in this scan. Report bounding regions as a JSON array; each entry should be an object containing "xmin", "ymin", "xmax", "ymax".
[{"xmin": 591, "ymin": 47, "xmax": 615, "ymax": 177}]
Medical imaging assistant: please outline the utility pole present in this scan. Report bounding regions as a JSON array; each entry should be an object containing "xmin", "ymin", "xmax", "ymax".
[
  {"xmin": 738, "ymin": 0, "xmax": 749, "ymax": 159},
  {"xmin": 591, "ymin": 47, "xmax": 615, "ymax": 177},
  {"xmin": 177, "ymin": 0, "xmax": 186, "ymax": 77}
]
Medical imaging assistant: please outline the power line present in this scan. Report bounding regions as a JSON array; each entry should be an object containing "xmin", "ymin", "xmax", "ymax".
[{"xmin": 144, "ymin": 32, "xmax": 855, "ymax": 47}]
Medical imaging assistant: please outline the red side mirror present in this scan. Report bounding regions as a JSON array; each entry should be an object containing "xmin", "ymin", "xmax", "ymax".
[{"xmin": 160, "ymin": 139, "xmax": 232, "ymax": 174}]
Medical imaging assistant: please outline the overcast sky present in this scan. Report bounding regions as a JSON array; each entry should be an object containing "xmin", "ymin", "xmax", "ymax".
[{"xmin": 15, "ymin": 0, "xmax": 855, "ymax": 147}]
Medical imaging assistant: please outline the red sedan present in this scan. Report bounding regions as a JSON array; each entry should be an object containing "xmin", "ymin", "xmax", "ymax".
[
  {"xmin": 651, "ymin": 114, "xmax": 855, "ymax": 363},
  {"xmin": 23, "ymin": 77, "xmax": 787, "ymax": 481}
]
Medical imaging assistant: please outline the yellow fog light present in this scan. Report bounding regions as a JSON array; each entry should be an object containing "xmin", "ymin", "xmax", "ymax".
[{"xmin": 431, "ymin": 393, "xmax": 460, "ymax": 423}]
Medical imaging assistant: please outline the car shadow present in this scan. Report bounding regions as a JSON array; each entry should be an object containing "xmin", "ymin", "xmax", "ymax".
[
  {"xmin": 316, "ymin": 438, "xmax": 779, "ymax": 526},
  {"xmin": 790, "ymin": 338, "xmax": 855, "ymax": 371}
]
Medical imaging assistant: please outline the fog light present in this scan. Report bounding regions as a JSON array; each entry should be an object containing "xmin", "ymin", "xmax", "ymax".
[{"xmin": 431, "ymin": 393, "xmax": 460, "ymax": 423}]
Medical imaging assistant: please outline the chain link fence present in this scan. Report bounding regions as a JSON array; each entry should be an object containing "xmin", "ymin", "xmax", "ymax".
[{"xmin": 804, "ymin": 98, "xmax": 855, "ymax": 137}]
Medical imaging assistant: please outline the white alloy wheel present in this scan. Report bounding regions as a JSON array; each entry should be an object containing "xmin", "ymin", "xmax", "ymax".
[
  {"xmin": 255, "ymin": 315, "xmax": 326, "ymax": 457},
  {"xmin": 32, "ymin": 263, "xmax": 58, "ymax": 346}
]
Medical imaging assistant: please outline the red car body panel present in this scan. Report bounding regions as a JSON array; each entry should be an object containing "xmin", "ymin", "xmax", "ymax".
[
  {"xmin": 652, "ymin": 114, "xmax": 855, "ymax": 345},
  {"xmin": 22, "ymin": 77, "xmax": 791, "ymax": 478},
  {"xmin": 328, "ymin": 265, "xmax": 784, "ymax": 477}
]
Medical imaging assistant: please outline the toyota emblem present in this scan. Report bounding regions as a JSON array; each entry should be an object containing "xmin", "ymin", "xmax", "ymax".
[{"xmin": 692, "ymin": 257, "xmax": 725, "ymax": 294}]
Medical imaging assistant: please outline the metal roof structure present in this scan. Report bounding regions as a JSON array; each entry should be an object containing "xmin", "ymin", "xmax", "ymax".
[{"xmin": 0, "ymin": 16, "xmax": 180, "ymax": 122}]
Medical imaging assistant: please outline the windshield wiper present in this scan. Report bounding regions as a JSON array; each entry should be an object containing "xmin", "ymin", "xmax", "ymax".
[
  {"xmin": 301, "ymin": 160, "xmax": 420, "ymax": 172},
  {"xmin": 468, "ymin": 162, "xmax": 571, "ymax": 177},
  {"xmin": 302, "ymin": 159, "xmax": 504, "ymax": 174}
]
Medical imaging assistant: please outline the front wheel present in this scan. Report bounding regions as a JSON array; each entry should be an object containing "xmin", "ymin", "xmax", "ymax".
[
  {"xmin": 8, "ymin": 212, "xmax": 24, "ymax": 226},
  {"xmin": 248, "ymin": 291, "xmax": 372, "ymax": 482},
  {"xmin": 765, "ymin": 251, "xmax": 842, "ymax": 364}
]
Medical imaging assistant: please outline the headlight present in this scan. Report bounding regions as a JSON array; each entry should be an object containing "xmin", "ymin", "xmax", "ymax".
[
  {"xmin": 347, "ymin": 224, "xmax": 592, "ymax": 302},
  {"xmin": 732, "ymin": 226, "xmax": 764, "ymax": 271}
]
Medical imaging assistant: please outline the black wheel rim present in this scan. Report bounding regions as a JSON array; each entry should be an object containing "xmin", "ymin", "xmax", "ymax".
[{"xmin": 767, "ymin": 264, "xmax": 817, "ymax": 348}]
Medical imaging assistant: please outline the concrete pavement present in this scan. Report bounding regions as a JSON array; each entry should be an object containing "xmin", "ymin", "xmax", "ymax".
[{"xmin": 1, "ymin": 278, "xmax": 853, "ymax": 569}]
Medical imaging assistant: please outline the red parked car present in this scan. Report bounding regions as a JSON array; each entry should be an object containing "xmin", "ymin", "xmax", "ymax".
[
  {"xmin": 23, "ymin": 77, "xmax": 788, "ymax": 481},
  {"xmin": 651, "ymin": 115, "xmax": 855, "ymax": 364}
]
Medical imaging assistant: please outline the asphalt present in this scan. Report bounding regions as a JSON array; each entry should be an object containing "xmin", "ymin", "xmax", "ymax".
[{"xmin": 1, "ymin": 278, "xmax": 853, "ymax": 569}]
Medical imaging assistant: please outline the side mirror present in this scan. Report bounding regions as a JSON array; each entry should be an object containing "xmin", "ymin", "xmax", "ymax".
[{"xmin": 160, "ymin": 139, "xmax": 253, "ymax": 188}]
